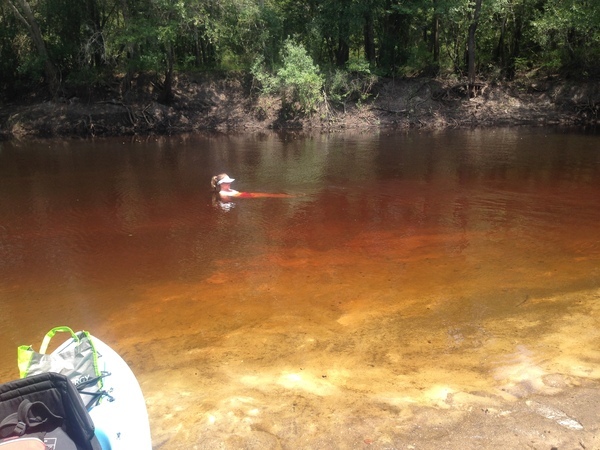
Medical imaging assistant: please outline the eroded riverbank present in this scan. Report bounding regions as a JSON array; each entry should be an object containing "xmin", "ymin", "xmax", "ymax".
[{"xmin": 1, "ymin": 75, "xmax": 599, "ymax": 140}]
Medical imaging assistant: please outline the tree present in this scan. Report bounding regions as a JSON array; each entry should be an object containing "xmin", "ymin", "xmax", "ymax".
[
  {"xmin": 2, "ymin": 0, "xmax": 600, "ymax": 102},
  {"xmin": 4, "ymin": 0, "xmax": 59, "ymax": 97},
  {"xmin": 431, "ymin": 0, "xmax": 441, "ymax": 72},
  {"xmin": 532, "ymin": 0, "xmax": 600, "ymax": 76},
  {"xmin": 467, "ymin": 0, "xmax": 483, "ymax": 94}
]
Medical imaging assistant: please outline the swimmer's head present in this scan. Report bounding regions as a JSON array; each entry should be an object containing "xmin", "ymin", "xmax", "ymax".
[{"xmin": 211, "ymin": 173, "xmax": 235, "ymax": 191}]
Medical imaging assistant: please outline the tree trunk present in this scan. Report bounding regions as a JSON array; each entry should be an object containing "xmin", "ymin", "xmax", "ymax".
[
  {"xmin": 431, "ymin": 0, "xmax": 440, "ymax": 75},
  {"xmin": 507, "ymin": 12, "xmax": 523, "ymax": 80},
  {"xmin": 120, "ymin": 0, "xmax": 136, "ymax": 92},
  {"xmin": 161, "ymin": 42, "xmax": 175, "ymax": 104},
  {"xmin": 86, "ymin": 0, "xmax": 105, "ymax": 68},
  {"xmin": 335, "ymin": 37, "xmax": 349, "ymax": 67},
  {"xmin": 335, "ymin": 17, "xmax": 350, "ymax": 67},
  {"xmin": 467, "ymin": 0, "xmax": 483, "ymax": 96},
  {"xmin": 379, "ymin": 0, "xmax": 406, "ymax": 72},
  {"xmin": 493, "ymin": 16, "xmax": 506, "ymax": 71},
  {"xmin": 364, "ymin": 11, "xmax": 376, "ymax": 64},
  {"xmin": 5, "ymin": 0, "xmax": 59, "ymax": 97},
  {"xmin": 193, "ymin": 28, "xmax": 201, "ymax": 67}
]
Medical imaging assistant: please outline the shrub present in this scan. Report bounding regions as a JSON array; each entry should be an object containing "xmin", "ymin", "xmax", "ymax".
[
  {"xmin": 325, "ymin": 58, "xmax": 378, "ymax": 111},
  {"xmin": 276, "ymin": 40, "xmax": 323, "ymax": 114},
  {"xmin": 252, "ymin": 39, "xmax": 323, "ymax": 115}
]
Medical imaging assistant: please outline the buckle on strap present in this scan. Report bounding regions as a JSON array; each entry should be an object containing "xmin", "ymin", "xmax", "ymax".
[{"xmin": 14, "ymin": 420, "xmax": 26, "ymax": 436}]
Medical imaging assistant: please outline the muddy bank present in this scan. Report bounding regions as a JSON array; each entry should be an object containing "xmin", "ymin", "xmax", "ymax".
[{"xmin": 1, "ymin": 75, "xmax": 599, "ymax": 140}]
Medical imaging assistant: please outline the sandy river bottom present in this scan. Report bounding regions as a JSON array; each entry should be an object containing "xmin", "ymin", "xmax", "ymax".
[{"xmin": 97, "ymin": 243, "xmax": 600, "ymax": 450}]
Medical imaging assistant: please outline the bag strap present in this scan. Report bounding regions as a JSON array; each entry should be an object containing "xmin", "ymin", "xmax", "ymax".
[
  {"xmin": 39, "ymin": 326, "xmax": 78, "ymax": 354},
  {"xmin": 18, "ymin": 400, "xmax": 63, "ymax": 432},
  {"xmin": 75, "ymin": 371, "xmax": 113, "ymax": 408},
  {"xmin": 0, "ymin": 413, "xmax": 19, "ymax": 438},
  {"xmin": 0, "ymin": 400, "xmax": 63, "ymax": 439}
]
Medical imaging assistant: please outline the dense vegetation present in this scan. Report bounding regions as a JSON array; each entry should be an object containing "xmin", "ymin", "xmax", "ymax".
[{"xmin": 1, "ymin": 0, "xmax": 599, "ymax": 110}]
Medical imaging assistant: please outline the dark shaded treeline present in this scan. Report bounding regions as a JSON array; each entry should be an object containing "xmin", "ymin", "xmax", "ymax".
[{"xmin": 1, "ymin": 0, "xmax": 599, "ymax": 103}]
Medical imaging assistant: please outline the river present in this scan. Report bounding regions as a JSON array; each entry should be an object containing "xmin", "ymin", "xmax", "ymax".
[{"xmin": 1, "ymin": 128, "xmax": 599, "ymax": 448}]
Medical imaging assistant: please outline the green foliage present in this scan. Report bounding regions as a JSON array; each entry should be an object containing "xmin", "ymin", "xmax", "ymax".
[
  {"xmin": 17, "ymin": 54, "xmax": 46, "ymax": 79},
  {"xmin": 398, "ymin": 44, "xmax": 434, "ymax": 77},
  {"xmin": 0, "ymin": 12, "xmax": 22, "ymax": 95},
  {"xmin": 531, "ymin": 0, "xmax": 600, "ymax": 76},
  {"xmin": 252, "ymin": 39, "xmax": 323, "ymax": 115},
  {"xmin": 250, "ymin": 56, "xmax": 278, "ymax": 94},
  {"xmin": 325, "ymin": 58, "xmax": 377, "ymax": 109},
  {"xmin": 276, "ymin": 40, "xmax": 324, "ymax": 114},
  {"xmin": 512, "ymin": 56, "xmax": 531, "ymax": 75},
  {"xmin": 1, "ymin": 0, "xmax": 600, "ymax": 98},
  {"xmin": 221, "ymin": 0, "xmax": 280, "ymax": 66},
  {"xmin": 346, "ymin": 57, "xmax": 371, "ymax": 75}
]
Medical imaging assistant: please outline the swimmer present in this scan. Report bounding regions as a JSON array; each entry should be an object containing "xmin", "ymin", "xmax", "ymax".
[
  {"xmin": 210, "ymin": 173, "xmax": 294, "ymax": 199},
  {"xmin": 211, "ymin": 173, "xmax": 240, "ymax": 198}
]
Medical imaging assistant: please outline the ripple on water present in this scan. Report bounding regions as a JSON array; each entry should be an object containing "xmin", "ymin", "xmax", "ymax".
[{"xmin": 1, "ymin": 131, "xmax": 600, "ymax": 448}]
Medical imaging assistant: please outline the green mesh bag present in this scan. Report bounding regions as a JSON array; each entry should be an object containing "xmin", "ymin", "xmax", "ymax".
[{"xmin": 17, "ymin": 327, "xmax": 105, "ymax": 408}]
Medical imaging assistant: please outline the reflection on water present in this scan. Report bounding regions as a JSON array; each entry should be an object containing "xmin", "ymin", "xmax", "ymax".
[{"xmin": 1, "ymin": 128, "xmax": 599, "ymax": 448}]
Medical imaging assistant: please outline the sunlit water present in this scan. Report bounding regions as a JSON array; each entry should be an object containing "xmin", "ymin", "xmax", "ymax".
[{"xmin": 1, "ymin": 129, "xmax": 599, "ymax": 448}]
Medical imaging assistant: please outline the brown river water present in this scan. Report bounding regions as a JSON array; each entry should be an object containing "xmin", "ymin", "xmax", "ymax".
[{"xmin": 1, "ymin": 128, "xmax": 599, "ymax": 449}]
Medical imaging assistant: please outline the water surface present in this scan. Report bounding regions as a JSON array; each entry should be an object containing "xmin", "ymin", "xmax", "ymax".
[{"xmin": 1, "ymin": 129, "xmax": 599, "ymax": 448}]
